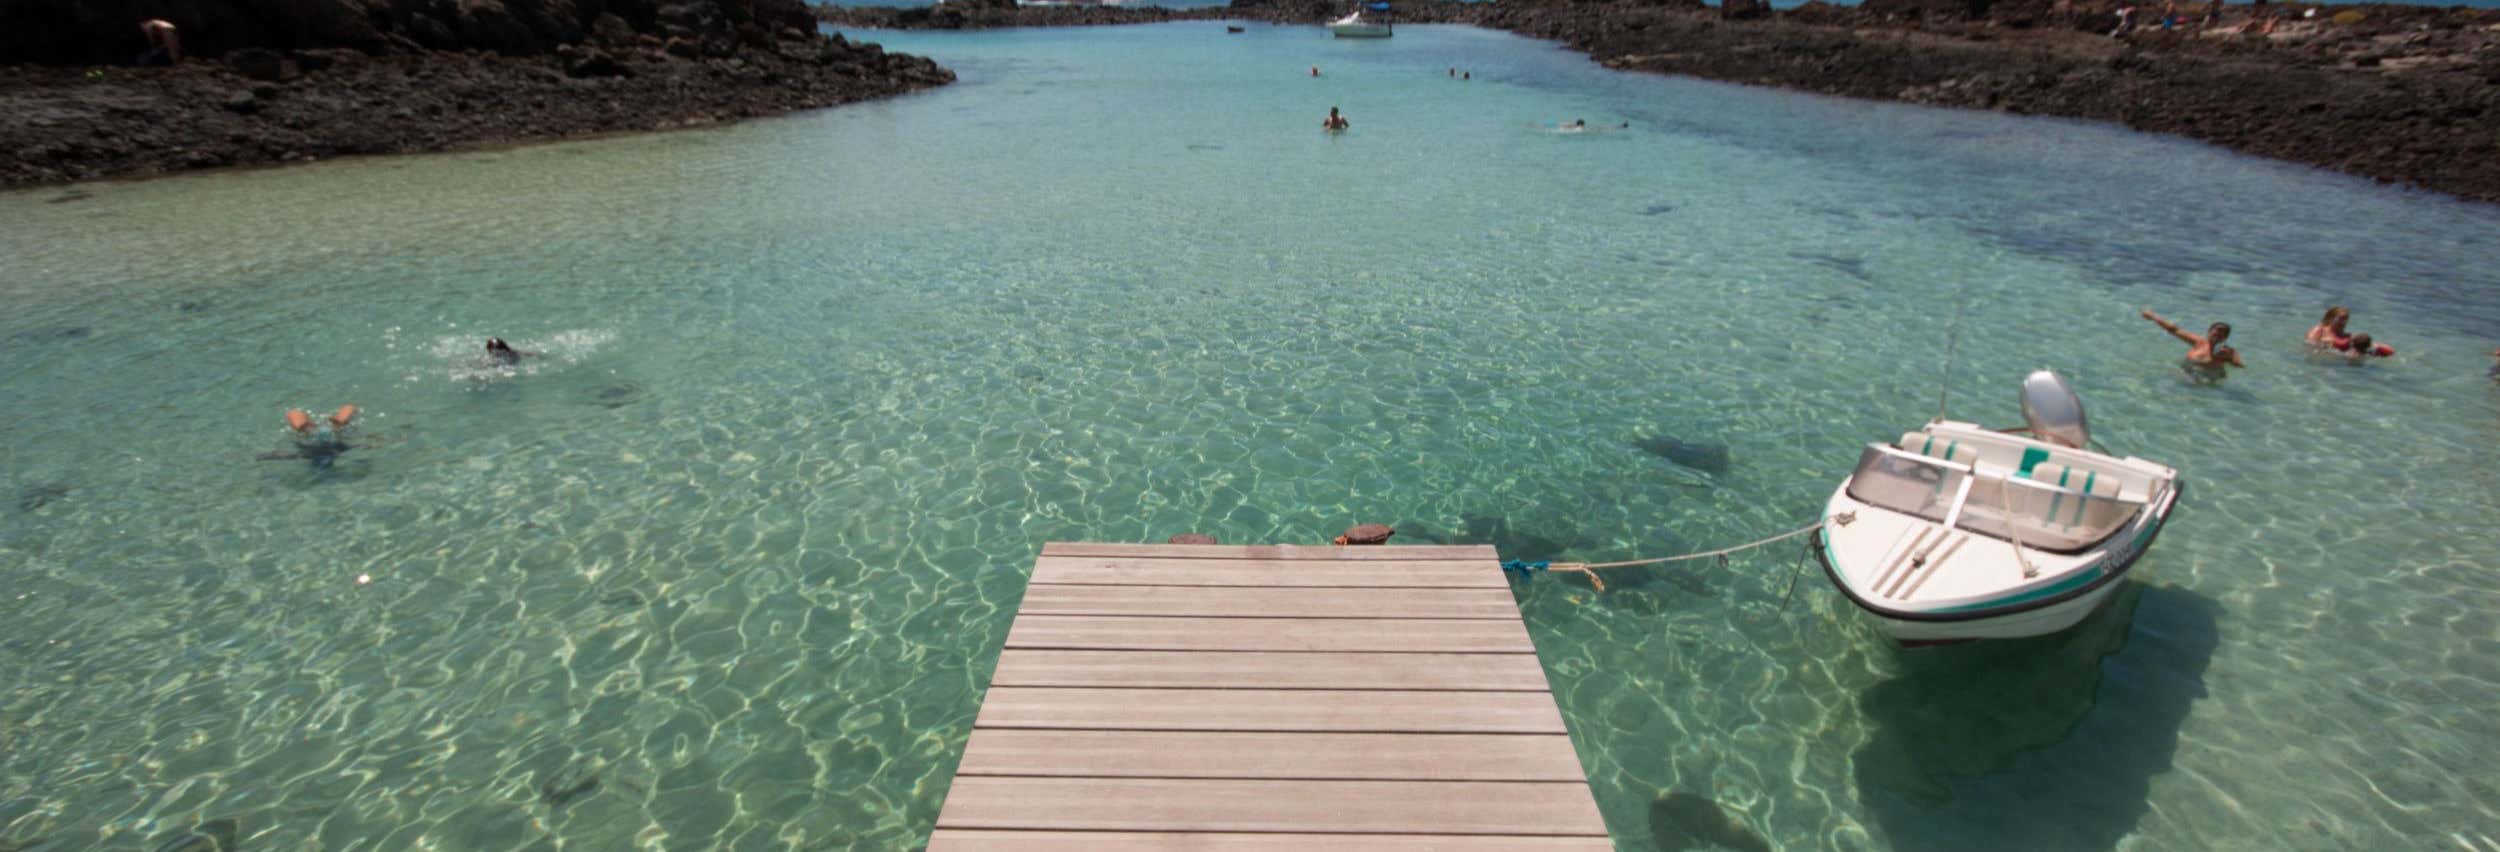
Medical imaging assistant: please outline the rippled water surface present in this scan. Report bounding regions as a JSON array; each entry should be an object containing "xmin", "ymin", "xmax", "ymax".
[{"xmin": 5, "ymin": 22, "xmax": 2499, "ymax": 851}]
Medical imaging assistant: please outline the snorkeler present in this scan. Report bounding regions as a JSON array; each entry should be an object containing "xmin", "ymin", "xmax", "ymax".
[
  {"xmin": 1322, "ymin": 106, "xmax": 1349, "ymax": 131},
  {"xmin": 485, "ymin": 337, "xmax": 535, "ymax": 365},
  {"xmin": 2141, "ymin": 308, "xmax": 2245, "ymax": 379}
]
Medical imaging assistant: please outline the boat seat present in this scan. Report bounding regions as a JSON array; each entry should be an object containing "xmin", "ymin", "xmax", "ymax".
[
  {"xmin": 1898, "ymin": 432, "xmax": 1977, "ymax": 467},
  {"xmin": 2024, "ymin": 463, "xmax": 2120, "ymax": 530}
]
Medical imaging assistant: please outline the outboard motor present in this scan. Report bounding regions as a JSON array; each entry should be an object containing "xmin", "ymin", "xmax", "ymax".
[{"xmin": 2019, "ymin": 370, "xmax": 2089, "ymax": 449}]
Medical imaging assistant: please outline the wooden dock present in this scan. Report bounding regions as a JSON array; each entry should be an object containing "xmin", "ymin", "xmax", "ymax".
[{"xmin": 927, "ymin": 542, "xmax": 1610, "ymax": 850}]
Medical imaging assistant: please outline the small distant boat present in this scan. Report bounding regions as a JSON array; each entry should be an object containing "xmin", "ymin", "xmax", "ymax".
[
  {"xmin": 1816, "ymin": 371, "xmax": 2182, "ymax": 645},
  {"xmin": 1329, "ymin": 5, "xmax": 1391, "ymax": 37},
  {"xmin": 1227, "ymin": 25, "xmax": 1245, "ymax": 32}
]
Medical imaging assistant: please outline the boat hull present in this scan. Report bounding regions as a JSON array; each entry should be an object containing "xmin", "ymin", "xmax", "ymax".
[
  {"xmin": 1856, "ymin": 574, "xmax": 2126, "ymax": 643},
  {"xmin": 1818, "ymin": 479, "xmax": 2179, "ymax": 645}
]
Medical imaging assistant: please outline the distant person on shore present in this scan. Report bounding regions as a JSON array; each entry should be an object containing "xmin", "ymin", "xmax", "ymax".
[
  {"xmin": 2110, "ymin": 6, "xmax": 2137, "ymax": 36},
  {"xmin": 137, "ymin": 19, "xmax": 180, "ymax": 66},
  {"xmin": 2141, "ymin": 308, "xmax": 2244, "ymax": 380},
  {"xmin": 485, "ymin": 337, "xmax": 535, "ymax": 365},
  {"xmin": 2202, "ymin": 0, "xmax": 2223, "ymax": 26},
  {"xmin": 2159, "ymin": 0, "xmax": 2178, "ymax": 29},
  {"xmin": 2306, "ymin": 306, "xmax": 2351, "ymax": 349},
  {"xmin": 1323, "ymin": 106, "xmax": 1349, "ymax": 131}
]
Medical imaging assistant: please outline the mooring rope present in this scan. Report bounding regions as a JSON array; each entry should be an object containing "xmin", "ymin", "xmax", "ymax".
[{"xmin": 1504, "ymin": 512, "xmax": 1853, "ymax": 592}]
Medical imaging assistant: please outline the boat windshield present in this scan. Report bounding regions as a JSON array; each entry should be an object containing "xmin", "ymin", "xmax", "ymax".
[{"xmin": 1845, "ymin": 445, "xmax": 2146, "ymax": 553}]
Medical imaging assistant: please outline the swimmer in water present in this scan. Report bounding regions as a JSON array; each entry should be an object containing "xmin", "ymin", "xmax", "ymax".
[
  {"xmin": 485, "ymin": 337, "xmax": 535, "ymax": 365},
  {"xmin": 1310, "ymin": 65, "xmax": 1321, "ymax": 78},
  {"xmin": 2333, "ymin": 332, "xmax": 2394, "ymax": 361},
  {"xmin": 285, "ymin": 405, "xmax": 358, "ymax": 435},
  {"xmin": 2141, "ymin": 308, "xmax": 2244, "ymax": 380},
  {"xmin": 1322, "ymin": 106, "xmax": 1348, "ymax": 131},
  {"xmin": 265, "ymin": 405, "xmax": 375, "ymax": 468},
  {"xmin": 2305, "ymin": 306, "xmax": 2350, "ymax": 349}
]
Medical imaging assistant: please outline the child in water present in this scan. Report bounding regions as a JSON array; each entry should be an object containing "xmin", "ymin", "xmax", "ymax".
[{"xmin": 2334, "ymin": 333, "xmax": 2395, "ymax": 361}]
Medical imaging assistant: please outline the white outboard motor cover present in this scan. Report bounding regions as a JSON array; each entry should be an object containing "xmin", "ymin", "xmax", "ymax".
[{"xmin": 2020, "ymin": 370, "xmax": 2089, "ymax": 449}]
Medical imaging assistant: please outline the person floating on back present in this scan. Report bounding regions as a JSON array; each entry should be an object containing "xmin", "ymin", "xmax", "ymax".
[
  {"xmin": 2141, "ymin": 308, "xmax": 2244, "ymax": 381},
  {"xmin": 1322, "ymin": 106, "xmax": 1349, "ymax": 131}
]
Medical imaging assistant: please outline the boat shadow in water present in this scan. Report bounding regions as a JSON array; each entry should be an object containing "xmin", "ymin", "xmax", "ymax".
[{"xmin": 1849, "ymin": 581, "xmax": 2222, "ymax": 852}]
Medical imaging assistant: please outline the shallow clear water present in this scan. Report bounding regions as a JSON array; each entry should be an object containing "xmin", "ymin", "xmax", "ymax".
[{"xmin": 5, "ymin": 21, "xmax": 2499, "ymax": 851}]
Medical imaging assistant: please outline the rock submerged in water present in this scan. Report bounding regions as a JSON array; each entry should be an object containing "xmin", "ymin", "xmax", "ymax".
[
  {"xmin": 1633, "ymin": 434, "xmax": 1731, "ymax": 475},
  {"xmin": 1649, "ymin": 792, "xmax": 1771, "ymax": 852}
]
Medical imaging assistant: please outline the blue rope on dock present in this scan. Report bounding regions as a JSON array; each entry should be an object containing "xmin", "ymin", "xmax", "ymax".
[{"xmin": 1501, "ymin": 559, "xmax": 1550, "ymax": 576}]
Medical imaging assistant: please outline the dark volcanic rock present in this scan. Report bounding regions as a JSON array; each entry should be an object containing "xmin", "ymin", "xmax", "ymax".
[
  {"xmin": 0, "ymin": 0, "xmax": 960, "ymax": 186},
  {"xmin": 225, "ymin": 46, "xmax": 284, "ymax": 81}
]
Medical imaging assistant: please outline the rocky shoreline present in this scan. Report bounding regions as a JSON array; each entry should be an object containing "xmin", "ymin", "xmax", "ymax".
[
  {"xmin": 0, "ymin": 0, "xmax": 952, "ymax": 189},
  {"xmin": 820, "ymin": 0, "xmax": 2500, "ymax": 204}
]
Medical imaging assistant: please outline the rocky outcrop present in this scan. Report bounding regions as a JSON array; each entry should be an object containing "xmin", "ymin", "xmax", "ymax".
[
  {"xmin": 0, "ymin": 0, "xmax": 953, "ymax": 186},
  {"xmin": 815, "ymin": 2, "xmax": 1225, "ymax": 30},
  {"xmin": 0, "ymin": 0, "xmax": 827, "ymax": 66}
]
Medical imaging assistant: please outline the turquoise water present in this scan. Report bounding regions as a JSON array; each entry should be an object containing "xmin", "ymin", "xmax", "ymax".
[{"xmin": 5, "ymin": 21, "xmax": 2499, "ymax": 851}]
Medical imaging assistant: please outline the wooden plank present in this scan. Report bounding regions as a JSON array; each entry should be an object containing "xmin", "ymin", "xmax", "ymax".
[
  {"xmin": 928, "ymin": 830, "xmax": 1614, "ymax": 851},
  {"xmin": 1030, "ymin": 556, "xmax": 1508, "ymax": 589},
  {"xmin": 934, "ymin": 778, "xmax": 1607, "ymax": 835},
  {"xmin": 972, "ymin": 688, "xmax": 1569, "ymax": 733},
  {"xmin": 1042, "ymin": 542, "xmax": 1496, "ymax": 561},
  {"xmin": 989, "ymin": 650, "xmax": 1551, "ymax": 691},
  {"xmin": 1006, "ymin": 616, "xmax": 1534, "ymax": 653},
  {"xmin": 1017, "ymin": 585, "xmax": 1520, "ymax": 620},
  {"xmin": 955, "ymin": 730, "xmax": 1587, "ymax": 781}
]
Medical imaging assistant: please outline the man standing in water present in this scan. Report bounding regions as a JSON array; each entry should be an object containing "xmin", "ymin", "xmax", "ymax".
[
  {"xmin": 2141, "ymin": 308, "xmax": 2245, "ymax": 380},
  {"xmin": 1322, "ymin": 106, "xmax": 1349, "ymax": 131}
]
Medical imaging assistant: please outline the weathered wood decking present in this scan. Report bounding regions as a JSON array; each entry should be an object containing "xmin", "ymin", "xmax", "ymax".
[{"xmin": 927, "ymin": 542, "xmax": 1609, "ymax": 850}]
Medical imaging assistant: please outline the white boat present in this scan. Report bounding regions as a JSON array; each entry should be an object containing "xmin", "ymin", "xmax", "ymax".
[
  {"xmin": 1329, "ymin": 10, "xmax": 1391, "ymax": 37},
  {"xmin": 1816, "ymin": 371, "xmax": 2181, "ymax": 645}
]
